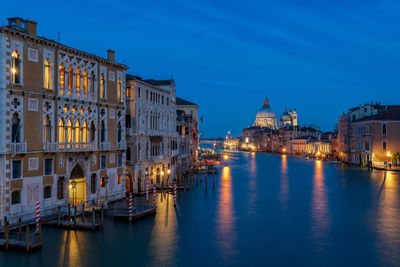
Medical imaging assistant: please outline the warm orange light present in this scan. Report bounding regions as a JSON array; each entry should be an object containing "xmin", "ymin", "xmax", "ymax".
[
  {"xmin": 251, "ymin": 152, "xmax": 255, "ymax": 156},
  {"xmin": 386, "ymin": 151, "xmax": 391, "ymax": 157},
  {"xmin": 282, "ymin": 148, "xmax": 286, "ymax": 153},
  {"xmin": 224, "ymin": 155, "xmax": 228, "ymax": 160},
  {"xmin": 11, "ymin": 68, "xmax": 17, "ymax": 74},
  {"xmin": 161, "ymin": 171, "xmax": 164, "ymax": 176}
]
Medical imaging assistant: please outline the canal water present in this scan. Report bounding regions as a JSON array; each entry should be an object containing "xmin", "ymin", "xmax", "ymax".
[{"xmin": 1, "ymin": 151, "xmax": 400, "ymax": 266}]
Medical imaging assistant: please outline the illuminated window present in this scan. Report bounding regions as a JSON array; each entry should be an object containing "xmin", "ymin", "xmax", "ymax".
[
  {"xmin": 117, "ymin": 175, "xmax": 122, "ymax": 184},
  {"xmin": 11, "ymin": 50, "xmax": 21, "ymax": 84},
  {"xmin": 58, "ymin": 119, "xmax": 65, "ymax": 143},
  {"xmin": 67, "ymin": 119, "xmax": 73, "ymax": 143},
  {"xmin": 83, "ymin": 70, "xmax": 88, "ymax": 92},
  {"xmin": 74, "ymin": 120, "xmax": 81, "ymax": 143},
  {"xmin": 68, "ymin": 66, "xmax": 73, "ymax": 89},
  {"xmin": 44, "ymin": 58, "xmax": 52, "ymax": 89},
  {"xmin": 117, "ymin": 79, "xmax": 122, "ymax": 101},
  {"xmin": 59, "ymin": 64, "xmax": 65, "ymax": 88},
  {"xmin": 100, "ymin": 74, "xmax": 105, "ymax": 98},
  {"xmin": 75, "ymin": 68, "xmax": 81, "ymax": 90},
  {"xmin": 44, "ymin": 115, "xmax": 51, "ymax": 143},
  {"xmin": 82, "ymin": 120, "xmax": 88, "ymax": 143},
  {"xmin": 126, "ymin": 87, "xmax": 131, "ymax": 98}
]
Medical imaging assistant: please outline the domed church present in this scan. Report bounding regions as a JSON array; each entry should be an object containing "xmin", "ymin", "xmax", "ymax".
[
  {"xmin": 254, "ymin": 97, "xmax": 298, "ymax": 128},
  {"xmin": 254, "ymin": 97, "xmax": 278, "ymax": 129},
  {"xmin": 280, "ymin": 107, "xmax": 297, "ymax": 127}
]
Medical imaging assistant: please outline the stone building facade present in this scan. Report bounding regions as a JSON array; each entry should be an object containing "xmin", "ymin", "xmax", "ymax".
[
  {"xmin": 0, "ymin": 18, "xmax": 128, "ymax": 224},
  {"xmin": 125, "ymin": 75, "xmax": 178, "ymax": 192}
]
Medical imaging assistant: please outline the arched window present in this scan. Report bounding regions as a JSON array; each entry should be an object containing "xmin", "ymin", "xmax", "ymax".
[
  {"xmin": 100, "ymin": 74, "xmax": 105, "ymax": 98},
  {"xmin": 44, "ymin": 58, "xmax": 52, "ymax": 89},
  {"xmin": 11, "ymin": 113, "xmax": 20, "ymax": 143},
  {"xmin": 90, "ymin": 121, "xmax": 96, "ymax": 142},
  {"xmin": 82, "ymin": 120, "xmax": 88, "ymax": 143},
  {"xmin": 59, "ymin": 64, "xmax": 65, "ymax": 89},
  {"xmin": 83, "ymin": 70, "xmax": 88, "ymax": 92},
  {"xmin": 117, "ymin": 79, "xmax": 122, "ymax": 101},
  {"xmin": 126, "ymin": 146, "xmax": 131, "ymax": 161},
  {"xmin": 100, "ymin": 121, "xmax": 106, "ymax": 143},
  {"xmin": 91, "ymin": 71, "xmax": 96, "ymax": 93},
  {"xmin": 58, "ymin": 119, "xmax": 65, "ymax": 143},
  {"xmin": 75, "ymin": 68, "xmax": 81, "ymax": 90},
  {"xmin": 74, "ymin": 120, "xmax": 81, "ymax": 143},
  {"xmin": 117, "ymin": 122, "xmax": 122, "ymax": 142},
  {"xmin": 11, "ymin": 50, "xmax": 21, "ymax": 84},
  {"xmin": 67, "ymin": 119, "xmax": 73, "ymax": 143},
  {"xmin": 68, "ymin": 66, "xmax": 73, "ymax": 90},
  {"xmin": 11, "ymin": 190, "xmax": 21, "ymax": 205},
  {"xmin": 44, "ymin": 115, "xmax": 51, "ymax": 143}
]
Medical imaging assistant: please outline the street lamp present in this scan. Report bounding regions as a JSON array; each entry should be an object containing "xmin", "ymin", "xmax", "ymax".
[{"xmin": 71, "ymin": 180, "xmax": 77, "ymax": 206}]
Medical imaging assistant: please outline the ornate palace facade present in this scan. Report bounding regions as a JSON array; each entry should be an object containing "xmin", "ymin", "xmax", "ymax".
[{"xmin": 0, "ymin": 18, "xmax": 128, "ymax": 224}]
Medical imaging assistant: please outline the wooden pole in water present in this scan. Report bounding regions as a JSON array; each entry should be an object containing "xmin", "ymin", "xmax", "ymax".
[
  {"xmin": 92, "ymin": 208, "xmax": 96, "ymax": 229},
  {"xmin": 58, "ymin": 206, "xmax": 61, "ymax": 226},
  {"xmin": 26, "ymin": 224, "xmax": 30, "ymax": 252},
  {"xmin": 82, "ymin": 202, "xmax": 85, "ymax": 223},
  {"xmin": 5, "ymin": 219, "xmax": 9, "ymax": 251},
  {"xmin": 68, "ymin": 203, "xmax": 71, "ymax": 222},
  {"xmin": 18, "ymin": 218, "xmax": 22, "ymax": 241},
  {"xmin": 213, "ymin": 171, "xmax": 215, "ymax": 189},
  {"xmin": 73, "ymin": 206, "xmax": 77, "ymax": 227}
]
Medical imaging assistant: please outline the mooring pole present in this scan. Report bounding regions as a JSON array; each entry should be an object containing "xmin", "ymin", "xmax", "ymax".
[{"xmin": 18, "ymin": 218, "xmax": 22, "ymax": 241}]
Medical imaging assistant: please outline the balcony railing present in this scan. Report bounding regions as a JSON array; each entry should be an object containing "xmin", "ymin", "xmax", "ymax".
[
  {"xmin": 151, "ymin": 155, "xmax": 163, "ymax": 162},
  {"xmin": 117, "ymin": 142, "xmax": 126, "ymax": 150},
  {"xmin": 100, "ymin": 142, "xmax": 111, "ymax": 150},
  {"xmin": 44, "ymin": 142, "xmax": 96, "ymax": 152},
  {"xmin": 10, "ymin": 141, "xmax": 27, "ymax": 154}
]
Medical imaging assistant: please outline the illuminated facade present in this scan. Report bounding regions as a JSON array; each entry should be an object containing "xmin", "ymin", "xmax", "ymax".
[
  {"xmin": 0, "ymin": 18, "xmax": 128, "ymax": 224},
  {"xmin": 125, "ymin": 76, "xmax": 178, "ymax": 192}
]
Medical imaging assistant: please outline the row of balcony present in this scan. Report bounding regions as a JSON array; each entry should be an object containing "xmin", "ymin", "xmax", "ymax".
[{"xmin": 6, "ymin": 141, "xmax": 126, "ymax": 154}]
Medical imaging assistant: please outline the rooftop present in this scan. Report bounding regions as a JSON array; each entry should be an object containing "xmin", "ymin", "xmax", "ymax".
[{"xmin": 176, "ymin": 97, "xmax": 197, "ymax": 106}]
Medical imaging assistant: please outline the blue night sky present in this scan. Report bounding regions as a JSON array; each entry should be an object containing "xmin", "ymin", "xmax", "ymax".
[{"xmin": 2, "ymin": 0, "xmax": 400, "ymax": 137}]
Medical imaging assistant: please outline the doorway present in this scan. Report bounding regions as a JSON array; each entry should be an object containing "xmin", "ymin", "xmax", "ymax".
[{"xmin": 69, "ymin": 164, "xmax": 86, "ymax": 206}]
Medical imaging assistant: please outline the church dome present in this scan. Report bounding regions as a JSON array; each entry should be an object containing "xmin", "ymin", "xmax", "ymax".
[
  {"xmin": 279, "ymin": 107, "xmax": 292, "ymax": 126},
  {"xmin": 254, "ymin": 97, "xmax": 277, "ymax": 128}
]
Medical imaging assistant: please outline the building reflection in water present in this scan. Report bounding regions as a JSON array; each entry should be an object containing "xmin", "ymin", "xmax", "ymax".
[
  {"xmin": 247, "ymin": 152, "xmax": 258, "ymax": 215},
  {"xmin": 216, "ymin": 166, "xmax": 237, "ymax": 262},
  {"xmin": 148, "ymin": 193, "xmax": 179, "ymax": 265},
  {"xmin": 279, "ymin": 155, "xmax": 289, "ymax": 211},
  {"xmin": 375, "ymin": 171, "xmax": 400, "ymax": 265},
  {"xmin": 310, "ymin": 160, "xmax": 329, "ymax": 248}
]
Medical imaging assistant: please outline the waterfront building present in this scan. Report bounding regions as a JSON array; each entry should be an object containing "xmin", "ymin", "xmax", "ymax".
[
  {"xmin": 0, "ymin": 18, "xmax": 128, "ymax": 224},
  {"xmin": 338, "ymin": 103, "xmax": 400, "ymax": 167},
  {"xmin": 176, "ymin": 97, "xmax": 199, "ymax": 174},
  {"xmin": 292, "ymin": 135, "xmax": 318, "ymax": 155},
  {"xmin": 224, "ymin": 131, "xmax": 240, "ymax": 149},
  {"xmin": 125, "ymin": 75, "xmax": 177, "ymax": 192}
]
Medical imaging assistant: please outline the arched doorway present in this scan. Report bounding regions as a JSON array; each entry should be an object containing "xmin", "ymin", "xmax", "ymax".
[
  {"xmin": 138, "ymin": 171, "xmax": 142, "ymax": 192},
  {"xmin": 156, "ymin": 168, "xmax": 160, "ymax": 184},
  {"xmin": 125, "ymin": 174, "xmax": 133, "ymax": 193},
  {"xmin": 69, "ymin": 164, "xmax": 86, "ymax": 206}
]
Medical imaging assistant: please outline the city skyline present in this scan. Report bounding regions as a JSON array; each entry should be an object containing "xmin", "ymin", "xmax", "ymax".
[{"xmin": 1, "ymin": 0, "xmax": 400, "ymax": 137}]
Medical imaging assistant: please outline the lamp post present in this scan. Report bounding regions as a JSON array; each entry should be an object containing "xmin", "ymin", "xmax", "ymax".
[
  {"xmin": 103, "ymin": 175, "xmax": 109, "ymax": 208},
  {"xmin": 167, "ymin": 169, "xmax": 171, "ymax": 186},
  {"xmin": 71, "ymin": 180, "xmax": 77, "ymax": 207},
  {"xmin": 386, "ymin": 151, "xmax": 391, "ymax": 170}
]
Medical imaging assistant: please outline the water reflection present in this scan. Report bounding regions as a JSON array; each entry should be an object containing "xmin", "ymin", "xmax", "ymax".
[
  {"xmin": 148, "ymin": 193, "xmax": 178, "ymax": 265},
  {"xmin": 58, "ymin": 230, "xmax": 84, "ymax": 266},
  {"xmin": 279, "ymin": 155, "xmax": 289, "ymax": 211},
  {"xmin": 310, "ymin": 160, "xmax": 330, "ymax": 248},
  {"xmin": 375, "ymin": 171, "xmax": 400, "ymax": 265},
  {"xmin": 247, "ymin": 152, "xmax": 258, "ymax": 214},
  {"xmin": 216, "ymin": 166, "xmax": 237, "ymax": 263}
]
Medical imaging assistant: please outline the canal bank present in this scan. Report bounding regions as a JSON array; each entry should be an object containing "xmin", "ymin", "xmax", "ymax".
[{"xmin": 1, "ymin": 151, "xmax": 400, "ymax": 266}]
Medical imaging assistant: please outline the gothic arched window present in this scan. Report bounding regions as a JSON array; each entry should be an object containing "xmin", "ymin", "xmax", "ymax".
[
  {"xmin": 59, "ymin": 64, "xmax": 65, "ymax": 89},
  {"xmin": 58, "ymin": 119, "xmax": 65, "ymax": 143},
  {"xmin": 44, "ymin": 115, "xmax": 51, "ymax": 143},
  {"xmin": 11, "ymin": 113, "xmax": 20, "ymax": 143},
  {"xmin": 44, "ymin": 58, "xmax": 52, "ymax": 89},
  {"xmin": 11, "ymin": 50, "xmax": 21, "ymax": 84}
]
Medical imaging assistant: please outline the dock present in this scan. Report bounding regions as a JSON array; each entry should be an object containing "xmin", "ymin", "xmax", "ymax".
[
  {"xmin": 108, "ymin": 206, "xmax": 156, "ymax": 221},
  {"xmin": 0, "ymin": 220, "xmax": 42, "ymax": 252}
]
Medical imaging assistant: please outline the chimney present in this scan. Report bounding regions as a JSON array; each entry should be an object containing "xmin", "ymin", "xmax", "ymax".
[
  {"xmin": 25, "ymin": 19, "xmax": 37, "ymax": 36},
  {"xmin": 107, "ymin": 49, "xmax": 115, "ymax": 62}
]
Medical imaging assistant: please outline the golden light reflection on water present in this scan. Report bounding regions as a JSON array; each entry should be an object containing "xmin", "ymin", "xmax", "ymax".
[
  {"xmin": 216, "ymin": 166, "xmax": 237, "ymax": 262},
  {"xmin": 311, "ymin": 160, "xmax": 329, "ymax": 246},
  {"xmin": 280, "ymin": 155, "xmax": 289, "ymax": 211},
  {"xmin": 376, "ymin": 171, "xmax": 400, "ymax": 264},
  {"xmin": 148, "ymin": 193, "xmax": 178, "ymax": 264},
  {"xmin": 247, "ymin": 152, "xmax": 258, "ymax": 214},
  {"xmin": 58, "ymin": 230, "xmax": 84, "ymax": 266}
]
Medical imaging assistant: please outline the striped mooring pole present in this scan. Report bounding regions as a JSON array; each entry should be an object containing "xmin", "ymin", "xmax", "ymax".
[
  {"xmin": 35, "ymin": 201, "xmax": 41, "ymax": 234},
  {"xmin": 145, "ymin": 180, "xmax": 149, "ymax": 202},
  {"xmin": 153, "ymin": 186, "xmax": 157, "ymax": 207},
  {"xmin": 128, "ymin": 193, "xmax": 133, "ymax": 222},
  {"xmin": 173, "ymin": 184, "xmax": 177, "ymax": 207}
]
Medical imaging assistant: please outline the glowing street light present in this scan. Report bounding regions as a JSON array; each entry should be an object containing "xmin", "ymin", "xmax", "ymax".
[
  {"xmin": 224, "ymin": 155, "xmax": 228, "ymax": 160},
  {"xmin": 386, "ymin": 151, "xmax": 391, "ymax": 158},
  {"xmin": 282, "ymin": 148, "xmax": 286, "ymax": 153},
  {"xmin": 11, "ymin": 68, "xmax": 17, "ymax": 74}
]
